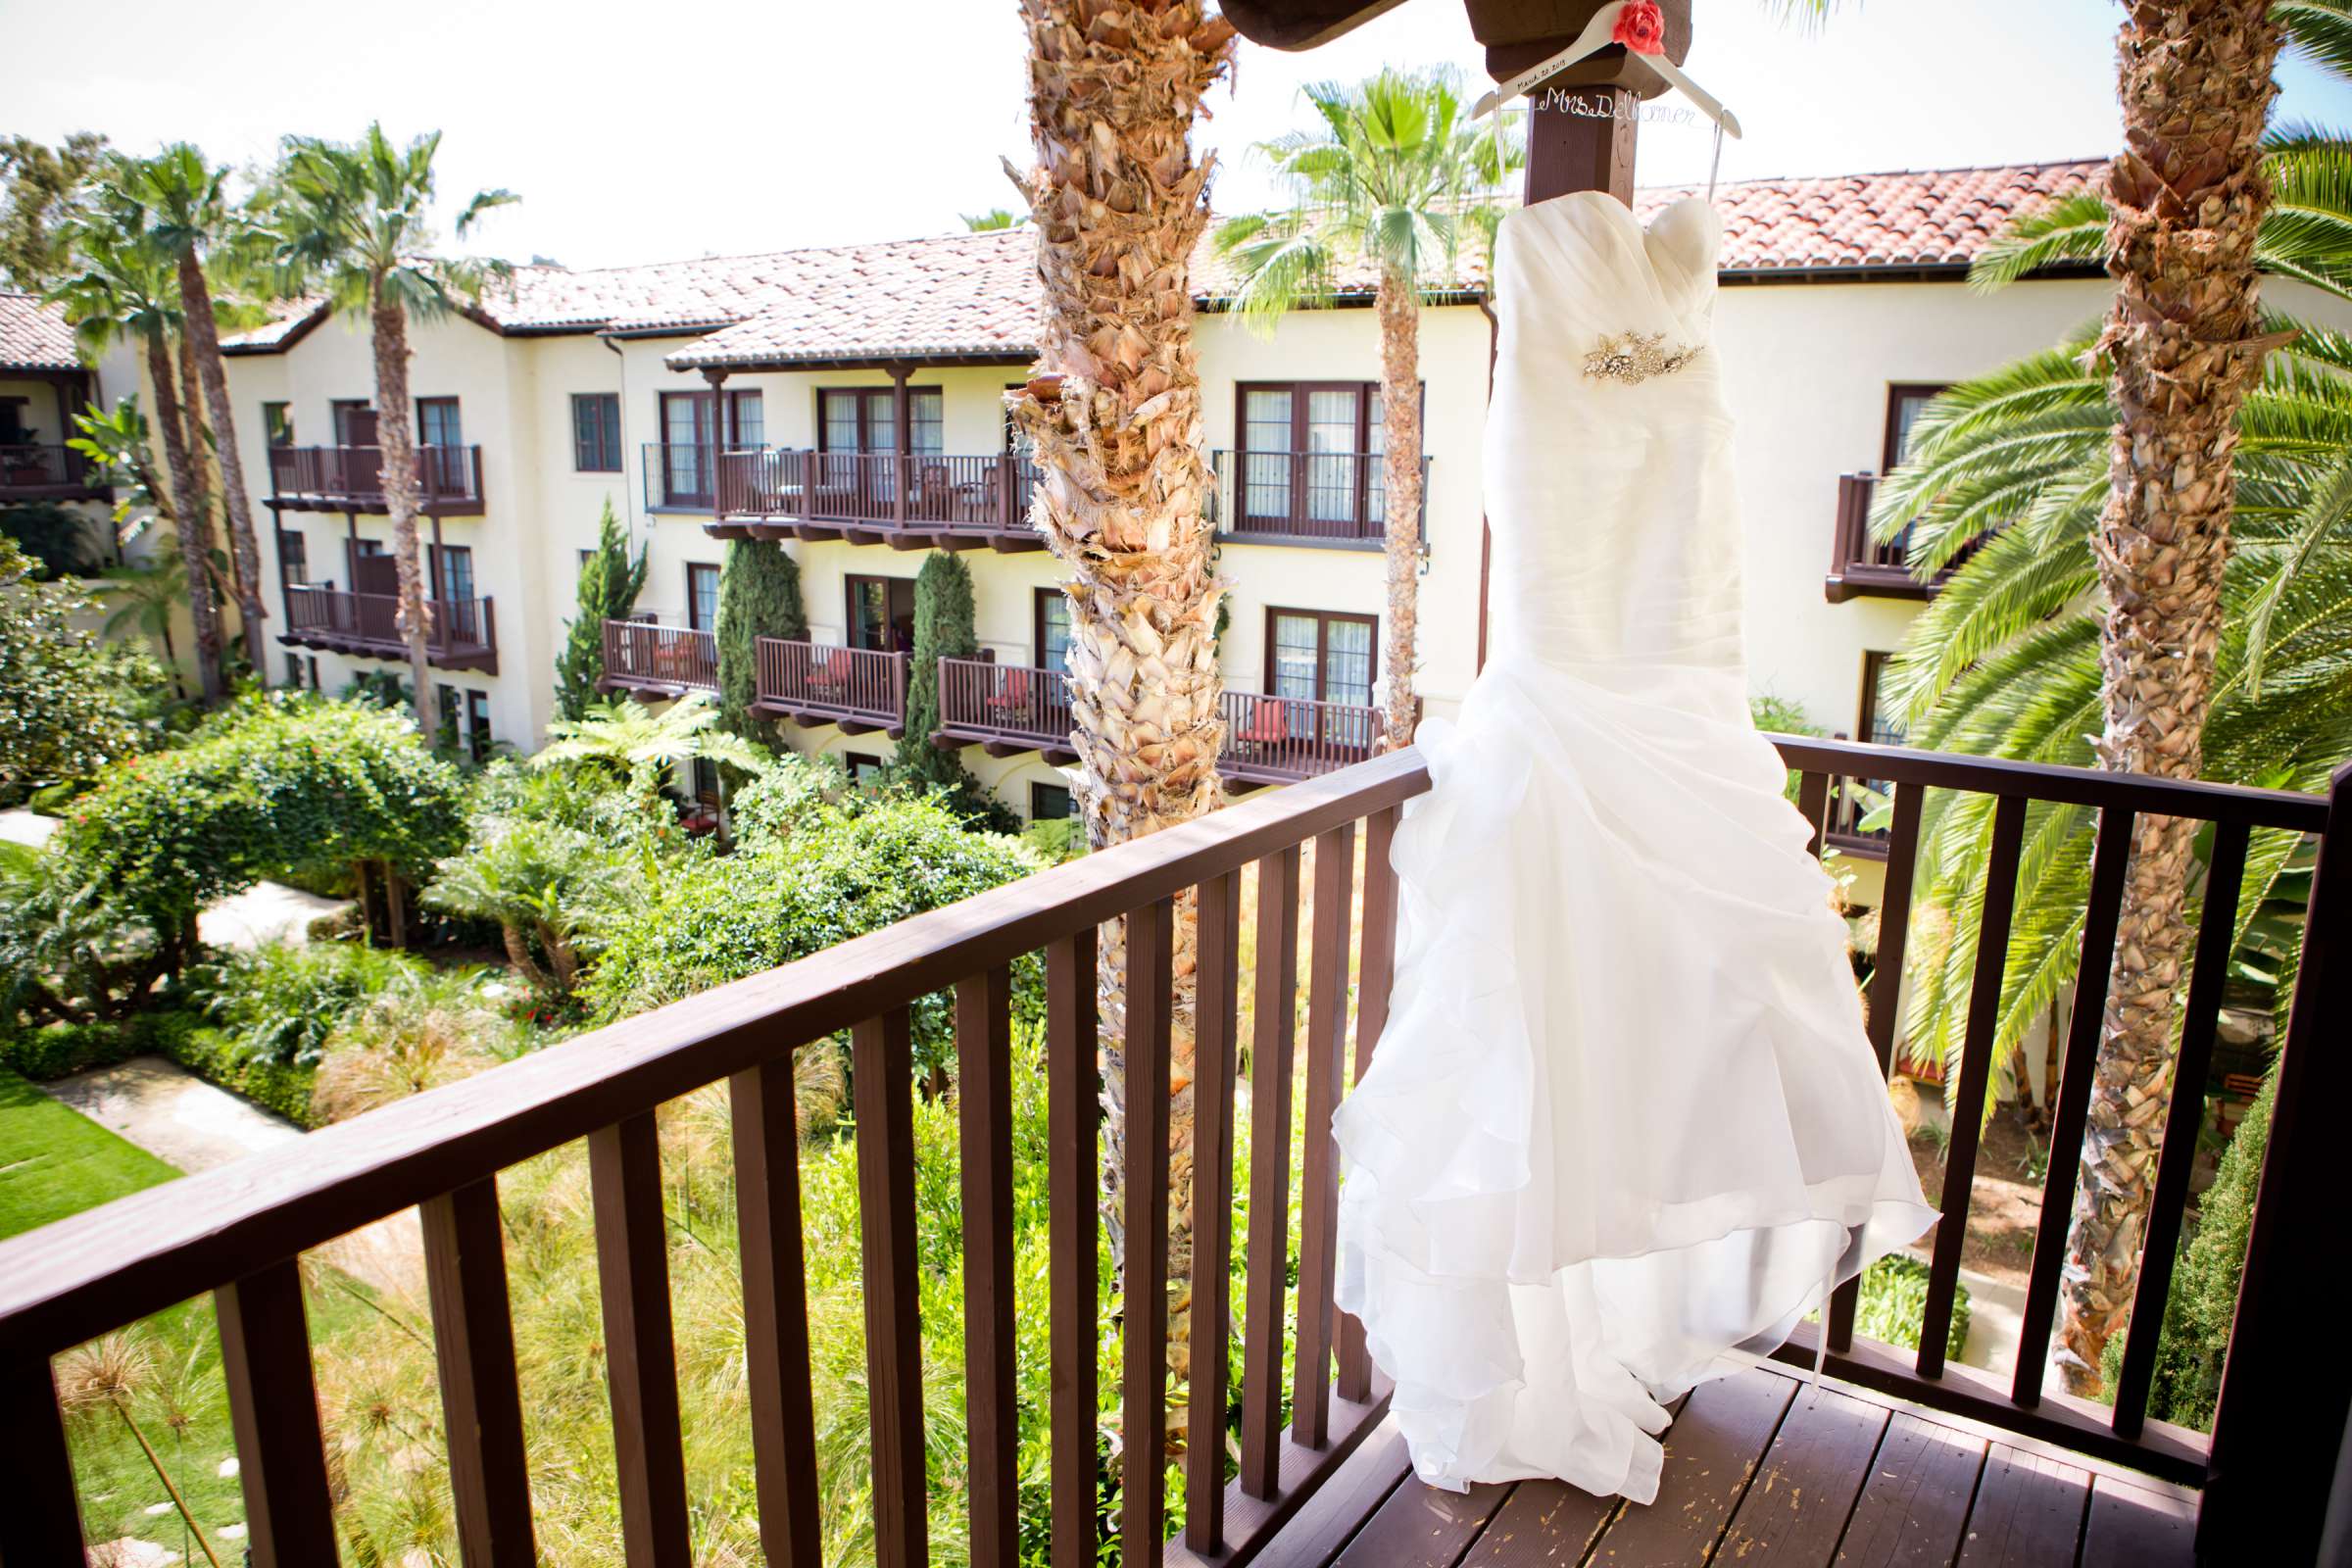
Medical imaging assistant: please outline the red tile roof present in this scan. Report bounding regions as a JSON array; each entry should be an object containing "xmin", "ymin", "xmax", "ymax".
[
  {"xmin": 210, "ymin": 160, "xmax": 2106, "ymax": 368},
  {"xmin": 0, "ymin": 291, "xmax": 83, "ymax": 372},
  {"xmin": 1653, "ymin": 159, "xmax": 2105, "ymax": 273}
]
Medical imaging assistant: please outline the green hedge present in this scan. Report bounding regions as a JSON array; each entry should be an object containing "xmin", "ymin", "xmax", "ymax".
[
  {"xmin": 1854, "ymin": 1252, "xmax": 1971, "ymax": 1363},
  {"xmin": 0, "ymin": 1009, "xmax": 320, "ymax": 1128}
]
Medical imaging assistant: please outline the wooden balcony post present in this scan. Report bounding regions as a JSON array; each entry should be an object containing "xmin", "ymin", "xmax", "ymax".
[
  {"xmin": 702, "ymin": 368, "xmax": 730, "ymax": 515},
  {"xmin": 888, "ymin": 361, "xmax": 912, "ymax": 528},
  {"xmin": 2201, "ymin": 760, "xmax": 2352, "ymax": 1558}
]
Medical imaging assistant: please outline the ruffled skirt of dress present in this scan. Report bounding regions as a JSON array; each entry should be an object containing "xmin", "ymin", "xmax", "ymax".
[{"xmin": 1331, "ymin": 656, "xmax": 1936, "ymax": 1503}]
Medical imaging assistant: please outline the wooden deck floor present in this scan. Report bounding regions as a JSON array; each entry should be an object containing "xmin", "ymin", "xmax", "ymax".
[{"xmin": 1249, "ymin": 1362, "xmax": 2198, "ymax": 1568}]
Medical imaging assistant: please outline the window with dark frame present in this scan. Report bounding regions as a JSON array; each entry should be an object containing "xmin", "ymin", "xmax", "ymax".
[
  {"xmin": 1882, "ymin": 384, "xmax": 1949, "ymax": 472},
  {"xmin": 1857, "ymin": 650, "xmax": 1907, "ymax": 749},
  {"xmin": 572, "ymin": 393, "xmax": 621, "ymax": 471},
  {"xmin": 1034, "ymin": 587, "xmax": 1072, "ymax": 670},
  {"xmin": 843, "ymin": 752, "xmax": 887, "ymax": 788},
  {"xmin": 262, "ymin": 402, "xmax": 295, "ymax": 449},
  {"xmin": 687, "ymin": 563, "xmax": 722, "ymax": 634},
  {"xmin": 1235, "ymin": 381, "xmax": 1411, "ymax": 529},
  {"xmin": 277, "ymin": 529, "xmax": 309, "ymax": 587},
  {"xmin": 466, "ymin": 691, "xmax": 492, "ymax": 762},
  {"xmin": 1265, "ymin": 607, "xmax": 1377, "ymax": 709},
  {"xmin": 433, "ymin": 544, "xmax": 475, "ymax": 606},
  {"xmin": 1030, "ymin": 781, "xmax": 1073, "ymax": 821},
  {"xmin": 416, "ymin": 397, "xmax": 464, "ymax": 449},
  {"xmin": 817, "ymin": 387, "xmax": 944, "ymax": 455},
  {"xmin": 846, "ymin": 574, "xmax": 916, "ymax": 652}
]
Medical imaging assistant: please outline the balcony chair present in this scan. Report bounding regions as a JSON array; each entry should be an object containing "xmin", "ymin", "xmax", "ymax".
[
  {"xmin": 985, "ymin": 667, "xmax": 1034, "ymax": 725},
  {"xmin": 808, "ymin": 648, "xmax": 854, "ymax": 697},
  {"xmin": 1233, "ymin": 696, "xmax": 1291, "ymax": 762}
]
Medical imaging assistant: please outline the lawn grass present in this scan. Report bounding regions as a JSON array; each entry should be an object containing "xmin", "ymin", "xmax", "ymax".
[
  {"xmin": 0, "ymin": 1064, "xmax": 385, "ymax": 1556},
  {"xmin": 0, "ymin": 1067, "xmax": 181, "ymax": 1240}
]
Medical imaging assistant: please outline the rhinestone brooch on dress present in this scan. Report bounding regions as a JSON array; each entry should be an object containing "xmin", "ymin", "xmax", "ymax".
[{"xmin": 1583, "ymin": 331, "xmax": 1697, "ymax": 385}]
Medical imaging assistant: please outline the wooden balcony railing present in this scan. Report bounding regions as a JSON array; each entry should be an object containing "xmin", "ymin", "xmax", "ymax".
[
  {"xmin": 930, "ymin": 662, "xmax": 1384, "ymax": 786},
  {"xmin": 753, "ymin": 638, "xmax": 908, "ymax": 735},
  {"xmin": 0, "ymin": 441, "xmax": 107, "ymax": 498},
  {"xmin": 1220, "ymin": 691, "xmax": 1384, "ymax": 785},
  {"xmin": 1823, "ymin": 473, "xmax": 1986, "ymax": 603},
  {"xmin": 703, "ymin": 449, "xmax": 1046, "ymax": 553},
  {"xmin": 1209, "ymin": 449, "xmax": 1430, "ymax": 547},
  {"xmin": 935, "ymin": 656, "xmax": 1079, "ymax": 762},
  {"xmin": 279, "ymin": 585, "xmax": 498, "ymax": 673},
  {"xmin": 600, "ymin": 617, "xmax": 717, "ymax": 696},
  {"xmin": 267, "ymin": 444, "xmax": 485, "ymax": 515},
  {"xmin": 0, "ymin": 743, "xmax": 2343, "ymax": 1563}
]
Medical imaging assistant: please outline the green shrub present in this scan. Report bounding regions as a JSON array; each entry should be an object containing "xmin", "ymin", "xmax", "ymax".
[
  {"xmin": 555, "ymin": 498, "xmax": 649, "ymax": 722},
  {"xmin": 2097, "ymin": 1068, "xmax": 2275, "ymax": 1433},
  {"xmin": 582, "ymin": 794, "xmax": 1045, "ymax": 1084},
  {"xmin": 730, "ymin": 751, "xmax": 857, "ymax": 849},
  {"xmin": 55, "ymin": 691, "xmax": 466, "ymax": 936},
  {"xmin": 188, "ymin": 941, "xmax": 427, "ymax": 1066},
  {"xmin": 0, "ymin": 1008, "xmax": 321, "ymax": 1127},
  {"xmin": 1853, "ymin": 1252, "xmax": 1970, "ymax": 1362},
  {"xmin": 716, "ymin": 537, "xmax": 808, "ymax": 742},
  {"xmin": 0, "ymin": 501, "xmax": 108, "ymax": 579},
  {"xmin": 1, "ymin": 535, "xmax": 163, "ymax": 802}
]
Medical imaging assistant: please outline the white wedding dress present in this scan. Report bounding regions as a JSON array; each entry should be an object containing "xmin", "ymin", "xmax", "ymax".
[{"xmin": 1331, "ymin": 192, "xmax": 1936, "ymax": 1504}]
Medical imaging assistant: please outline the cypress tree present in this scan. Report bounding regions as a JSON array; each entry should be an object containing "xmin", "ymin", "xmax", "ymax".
[
  {"xmin": 716, "ymin": 538, "xmax": 809, "ymax": 741},
  {"xmin": 898, "ymin": 551, "xmax": 978, "ymax": 785},
  {"xmin": 555, "ymin": 499, "xmax": 648, "ymax": 721}
]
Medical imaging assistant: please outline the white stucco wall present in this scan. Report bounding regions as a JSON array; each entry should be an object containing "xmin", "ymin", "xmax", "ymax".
[{"xmin": 182, "ymin": 261, "xmax": 2352, "ymax": 818}]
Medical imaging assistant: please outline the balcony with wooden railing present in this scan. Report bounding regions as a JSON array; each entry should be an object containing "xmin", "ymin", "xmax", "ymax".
[
  {"xmin": 697, "ymin": 448, "xmax": 1047, "ymax": 553},
  {"xmin": 1824, "ymin": 473, "xmax": 1987, "ymax": 603},
  {"xmin": 600, "ymin": 617, "xmax": 717, "ymax": 698},
  {"xmin": 0, "ymin": 741, "xmax": 2341, "ymax": 1566},
  {"xmin": 0, "ymin": 441, "xmax": 109, "ymax": 501},
  {"xmin": 1208, "ymin": 449, "xmax": 1430, "ymax": 548},
  {"xmin": 266, "ymin": 444, "xmax": 486, "ymax": 515},
  {"xmin": 752, "ymin": 638, "xmax": 909, "ymax": 735},
  {"xmin": 279, "ymin": 584, "xmax": 498, "ymax": 673},
  {"xmin": 930, "ymin": 659, "xmax": 1383, "ymax": 786}
]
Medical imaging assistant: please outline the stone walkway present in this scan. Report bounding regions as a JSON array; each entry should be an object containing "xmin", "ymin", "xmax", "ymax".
[
  {"xmin": 42, "ymin": 1056, "xmax": 421, "ymax": 1298},
  {"xmin": 2, "ymin": 808, "xmax": 348, "ymax": 951}
]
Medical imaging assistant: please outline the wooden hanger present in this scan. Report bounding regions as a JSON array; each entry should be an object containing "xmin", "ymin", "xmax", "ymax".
[{"xmin": 1473, "ymin": 1, "xmax": 1743, "ymax": 143}]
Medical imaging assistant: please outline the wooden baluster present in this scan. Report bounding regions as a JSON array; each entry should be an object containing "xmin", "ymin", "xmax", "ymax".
[
  {"xmin": 1829, "ymin": 779, "xmax": 1925, "ymax": 1351},
  {"xmin": 1294, "ymin": 822, "xmax": 1356, "ymax": 1446},
  {"xmin": 1241, "ymin": 844, "xmax": 1301, "ymax": 1496},
  {"xmin": 1795, "ymin": 770, "xmax": 1831, "ymax": 858},
  {"xmin": 959, "ymin": 967, "xmax": 1019, "ymax": 1568},
  {"xmin": 1187, "ymin": 869, "xmax": 1244, "ymax": 1552},
  {"xmin": 2203, "ymin": 762, "xmax": 2352, "ymax": 1561},
  {"xmin": 730, "ymin": 1055, "xmax": 823, "ymax": 1568},
  {"xmin": 588, "ymin": 1113, "xmax": 693, "ymax": 1567},
  {"xmin": 2112, "ymin": 819, "xmax": 2249, "ymax": 1437},
  {"xmin": 855, "ymin": 1007, "xmax": 928, "ymax": 1568},
  {"xmin": 2012, "ymin": 804, "xmax": 2134, "ymax": 1405},
  {"xmin": 1123, "ymin": 897, "xmax": 1176, "ymax": 1564},
  {"xmin": 1, "ymin": 1354, "xmax": 87, "ymax": 1564},
  {"xmin": 1337, "ymin": 806, "xmax": 1401, "ymax": 1399},
  {"xmin": 216, "ymin": 1259, "xmax": 339, "ymax": 1567},
  {"xmin": 1918, "ymin": 794, "xmax": 2028, "ymax": 1379},
  {"xmin": 421, "ymin": 1178, "xmax": 537, "ymax": 1567},
  {"xmin": 1046, "ymin": 930, "xmax": 1100, "ymax": 1568}
]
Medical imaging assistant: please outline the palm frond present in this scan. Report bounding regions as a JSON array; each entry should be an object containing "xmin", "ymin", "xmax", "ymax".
[{"xmin": 1968, "ymin": 190, "xmax": 2109, "ymax": 293}]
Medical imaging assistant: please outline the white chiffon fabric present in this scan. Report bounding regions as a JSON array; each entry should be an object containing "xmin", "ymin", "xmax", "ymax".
[{"xmin": 1330, "ymin": 192, "xmax": 1936, "ymax": 1504}]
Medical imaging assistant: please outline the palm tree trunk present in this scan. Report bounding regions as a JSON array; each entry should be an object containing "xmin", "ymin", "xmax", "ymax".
[
  {"xmin": 368, "ymin": 290, "xmax": 436, "ymax": 731},
  {"xmin": 2056, "ymin": 0, "xmax": 2283, "ymax": 1394},
  {"xmin": 144, "ymin": 330, "xmax": 224, "ymax": 704},
  {"xmin": 175, "ymin": 249, "xmax": 268, "ymax": 654},
  {"xmin": 1010, "ymin": 0, "xmax": 1235, "ymax": 1403},
  {"xmin": 1376, "ymin": 268, "xmax": 1424, "ymax": 749}
]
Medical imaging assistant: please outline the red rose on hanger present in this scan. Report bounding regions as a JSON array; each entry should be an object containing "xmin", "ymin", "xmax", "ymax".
[{"xmin": 1613, "ymin": 0, "xmax": 1666, "ymax": 54}]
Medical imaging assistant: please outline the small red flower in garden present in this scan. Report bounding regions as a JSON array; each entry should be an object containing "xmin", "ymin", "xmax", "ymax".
[{"xmin": 1612, "ymin": 0, "xmax": 1666, "ymax": 54}]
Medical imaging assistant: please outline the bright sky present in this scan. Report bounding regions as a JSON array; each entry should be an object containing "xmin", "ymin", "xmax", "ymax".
[{"xmin": 6, "ymin": 0, "xmax": 2350, "ymax": 271}]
